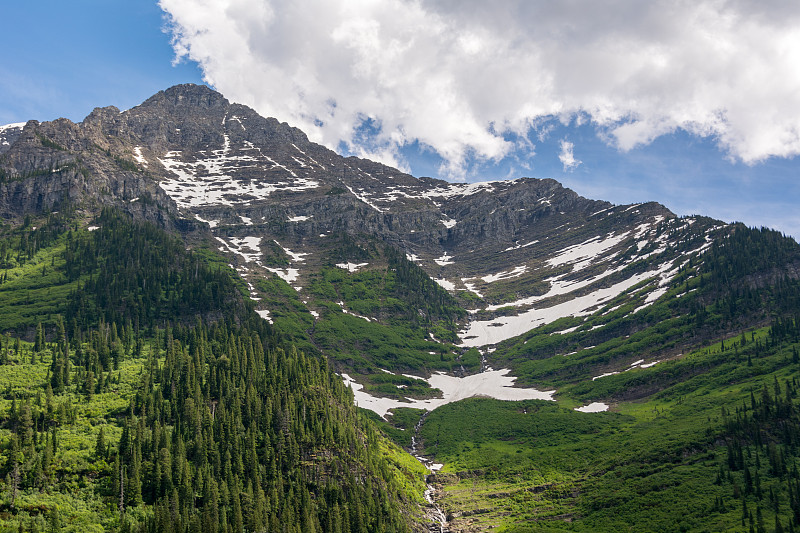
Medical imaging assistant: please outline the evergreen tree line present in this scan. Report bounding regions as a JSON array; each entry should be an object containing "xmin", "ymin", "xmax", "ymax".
[
  {"xmin": 384, "ymin": 245, "xmax": 465, "ymax": 328},
  {"xmin": 0, "ymin": 209, "xmax": 74, "ymax": 275},
  {"xmin": 62, "ymin": 208, "xmax": 251, "ymax": 330},
  {"xmin": 111, "ymin": 320, "xmax": 411, "ymax": 533},
  {"xmin": 717, "ymin": 338, "xmax": 800, "ymax": 532},
  {"xmin": 0, "ymin": 319, "xmax": 415, "ymax": 532},
  {"xmin": 697, "ymin": 225, "xmax": 800, "ymax": 326}
]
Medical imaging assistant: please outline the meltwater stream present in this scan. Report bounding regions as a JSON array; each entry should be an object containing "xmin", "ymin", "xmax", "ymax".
[
  {"xmin": 340, "ymin": 367, "xmax": 555, "ymax": 531},
  {"xmin": 411, "ymin": 413, "xmax": 449, "ymax": 533}
]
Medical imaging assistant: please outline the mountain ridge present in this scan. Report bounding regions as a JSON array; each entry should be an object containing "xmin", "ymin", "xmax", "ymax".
[{"xmin": 0, "ymin": 84, "xmax": 767, "ymax": 362}]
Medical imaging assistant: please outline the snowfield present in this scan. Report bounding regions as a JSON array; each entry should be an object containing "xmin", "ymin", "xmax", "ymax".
[
  {"xmin": 546, "ymin": 232, "xmax": 628, "ymax": 271},
  {"xmin": 575, "ymin": 402, "xmax": 609, "ymax": 413},
  {"xmin": 0, "ymin": 122, "xmax": 25, "ymax": 147},
  {"xmin": 336, "ymin": 262, "xmax": 369, "ymax": 272},
  {"xmin": 158, "ymin": 129, "xmax": 319, "ymax": 209},
  {"xmin": 341, "ymin": 368, "xmax": 555, "ymax": 419},
  {"xmin": 458, "ymin": 219, "xmax": 715, "ymax": 347},
  {"xmin": 459, "ymin": 267, "xmax": 669, "ymax": 347}
]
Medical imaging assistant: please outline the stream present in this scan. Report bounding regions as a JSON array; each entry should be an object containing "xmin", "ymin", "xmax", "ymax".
[
  {"xmin": 340, "ymin": 352, "xmax": 554, "ymax": 530},
  {"xmin": 411, "ymin": 413, "xmax": 450, "ymax": 533}
]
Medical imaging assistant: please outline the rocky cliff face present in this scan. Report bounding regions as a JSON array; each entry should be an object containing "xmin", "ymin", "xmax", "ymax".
[
  {"xmin": 0, "ymin": 122, "xmax": 25, "ymax": 155},
  {"xmin": 0, "ymin": 84, "xmax": 721, "ymax": 348},
  {"xmin": 0, "ymin": 113, "xmax": 179, "ymax": 229}
]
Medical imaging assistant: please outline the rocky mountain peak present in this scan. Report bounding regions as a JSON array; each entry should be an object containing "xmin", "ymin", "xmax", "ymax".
[
  {"xmin": 83, "ymin": 105, "xmax": 122, "ymax": 123},
  {"xmin": 0, "ymin": 85, "xmax": 713, "ymax": 350},
  {"xmin": 142, "ymin": 83, "xmax": 230, "ymax": 112}
]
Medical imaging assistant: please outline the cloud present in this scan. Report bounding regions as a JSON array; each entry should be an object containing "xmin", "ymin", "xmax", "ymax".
[
  {"xmin": 160, "ymin": 0, "xmax": 800, "ymax": 176},
  {"xmin": 559, "ymin": 140, "xmax": 581, "ymax": 172}
]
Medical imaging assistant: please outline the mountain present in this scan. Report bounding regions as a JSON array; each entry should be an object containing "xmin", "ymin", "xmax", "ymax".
[
  {"xmin": 0, "ymin": 85, "xmax": 729, "ymax": 355},
  {"xmin": 2, "ymin": 84, "xmax": 800, "ymax": 531}
]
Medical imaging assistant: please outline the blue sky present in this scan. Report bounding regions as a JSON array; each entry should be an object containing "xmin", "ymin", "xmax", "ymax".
[
  {"xmin": 3, "ymin": 1, "xmax": 800, "ymax": 239},
  {"xmin": 0, "ymin": 1, "xmax": 202, "ymax": 124}
]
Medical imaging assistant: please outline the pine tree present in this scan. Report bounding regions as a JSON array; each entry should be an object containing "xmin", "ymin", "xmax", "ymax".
[
  {"xmin": 95, "ymin": 427, "xmax": 106, "ymax": 460},
  {"xmin": 34, "ymin": 322, "xmax": 44, "ymax": 353}
]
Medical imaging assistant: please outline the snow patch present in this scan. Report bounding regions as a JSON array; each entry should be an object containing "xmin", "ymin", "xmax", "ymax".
[
  {"xmin": 291, "ymin": 143, "xmax": 326, "ymax": 169},
  {"xmin": 194, "ymin": 214, "xmax": 219, "ymax": 228},
  {"xmin": 338, "ymin": 302, "xmax": 372, "ymax": 322},
  {"xmin": 216, "ymin": 236, "xmax": 262, "ymax": 264},
  {"xmin": 344, "ymin": 184, "xmax": 384, "ymax": 212},
  {"xmin": 434, "ymin": 252, "xmax": 455, "ymax": 266},
  {"xmin": 441, "ymin": 218, "xmax": 457, "ymax": 229},
  {"xmin": 460, "ymin": 266, "xmax": 669, "ymax": 347},
  {"xmin": 434, "ymin": 278, "xmax": 456, "ymax": 291},
  {"xmin": 273, "ymin": 240, "xmax": 309, "ymax": 262},
  {"xmin": 555, "ymin": 325, "xmax": 581, "ymax": 335},
  {"xmin": 158, "ymin": 141, "xmax": 319, "ymax": 209},
  {"xmin": 481, "ymin": 265, "xmax": 527, "ymax": 283},
  {"xmin": 546, "ymin": 232, "xmax": 629, "ymax": 271},
  {"xmin": 336, "ymin": 262, "xmax": 369, "ymax": 272},
  {"xmin": 0, "ymin": 122, "xmax": 25, "ymax": 146},
  {"xmin": 592, "ymin": 372, "xmax": 620, "ymax": 381},
  {"xmin": 575, "ymin": 402, "xmax": 609, "ymax": 413},
  {"xmin": 341, "ymin": 369, "xmax": 555, "ymax": 419},
  {"xmin": 421, "ymin": 181, "xmax": 498, "ymax": 199},
  {"xmin": 267, "ymin": 268, "xmax": 301, "ymax": 284},
  {"xmin": 503, "ymin": 239, "xmax": 539, "ymax": 252},
  {"xmin": 256, "ymin": 309, "xmax": 273, "ymax": 323},
  {"xmin": 590, "ymin": 207, "xmax": 612, "ymax": 217},
  {"xmin": 228, "ymin": 115, "xmax": 246, "ymax": 130},
  {"xmin": 0, "ymin": 122, "xmax": 26, "ymax": 132},
  {"xmin": 133, "ymin": 146, "xmax": 148, "ymax": 167},
  {"xmin": 461, "ymin": 280, "xmax": 484, "ymax": 298}
]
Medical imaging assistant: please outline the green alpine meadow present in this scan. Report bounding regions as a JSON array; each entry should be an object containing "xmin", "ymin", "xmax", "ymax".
[{"xmin": 1, "ymin": 85, "xmax": 800, "ymax": 532}]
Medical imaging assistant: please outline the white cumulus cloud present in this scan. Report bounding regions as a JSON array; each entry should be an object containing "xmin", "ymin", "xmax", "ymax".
[
  {"xmin": 160, "ymin": 0, "xmax": 800, "ymax": 176},
  {"xmin": 558, "ymin": 140, "xmax": 581, "ymax": 172}
]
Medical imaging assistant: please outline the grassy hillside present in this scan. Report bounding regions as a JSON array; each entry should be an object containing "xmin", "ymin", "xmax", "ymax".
[
  {"xmin": 414, "ymin": 323, "xmax": 800, "ymax": 532},
  {"xmin": 251, "ymin": 236, "xmax": 470, "ymax": 394},
  {"xmin": 350, "ymin": 225, "xmax": 800, "ymax": 532}
]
